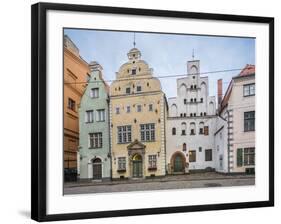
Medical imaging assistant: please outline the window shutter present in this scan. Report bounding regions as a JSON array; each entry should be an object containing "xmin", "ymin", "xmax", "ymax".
[
  {"xmin": 204, "ymin": 126, "xmax": 209, "ymax": 135},
  {"xmin": 237, "ymin": 148, "xmax": 243, "ymax": 167}
]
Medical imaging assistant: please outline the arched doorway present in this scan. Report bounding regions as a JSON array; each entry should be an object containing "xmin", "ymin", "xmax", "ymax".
[
  {"xmin": 92, "ymin": 158, "xmax": 102, "ymax": 180},
  {"xmin": 132, "ymin": 154, "xmax": 143, "ymax": 178},
  {"xmin": 171, "ymin": 152, "xmax": 186, "ymax": 173}
]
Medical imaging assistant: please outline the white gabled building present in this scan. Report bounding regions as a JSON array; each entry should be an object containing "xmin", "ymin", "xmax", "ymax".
[
  {"xmin": 166, "ymin": 59, "xmax": 219, "ymax": 174},
  {"xmin": 218, "ymin": 64, "xmax": 255, "ymax": 174}
]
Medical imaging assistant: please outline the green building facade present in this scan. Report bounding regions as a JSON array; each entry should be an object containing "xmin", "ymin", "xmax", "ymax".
[{"xmin": 78, "ymin": 61, "xmax": 111, "ymax": 180}]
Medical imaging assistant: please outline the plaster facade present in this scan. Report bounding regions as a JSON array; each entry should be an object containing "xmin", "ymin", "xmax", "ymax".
[
  {"xmin": 110, "ymin": 48, "xmax": 167, "ymax": 179},
  {"xmin": 78, "ymin": 62, "xmax": 111, "ymax": 180},
  {"xmin": 166, "ymin": 59, "xmax": 218, "ymax": 174}
]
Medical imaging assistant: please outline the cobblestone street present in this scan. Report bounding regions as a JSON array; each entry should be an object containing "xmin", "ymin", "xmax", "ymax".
[{"xmin": 64, "ymin": 173, "xmax": 255, "ymax": 195}]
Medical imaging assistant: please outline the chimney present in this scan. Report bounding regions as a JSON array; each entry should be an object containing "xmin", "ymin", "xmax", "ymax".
[{"xmin": 217, "ymin": 79, "xmax": 223, "ymax": 108}]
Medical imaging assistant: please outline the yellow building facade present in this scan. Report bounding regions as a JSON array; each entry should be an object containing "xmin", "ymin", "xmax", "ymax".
[{"xmin": 110, "ymin": 47, "xmax": 167, "ymax": 179}]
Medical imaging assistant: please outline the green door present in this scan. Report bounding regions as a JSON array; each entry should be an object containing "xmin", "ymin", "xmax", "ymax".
[
  {"xmin": 174, "ymin": 155, "xmax": 183, "ymax": 172},
  {"xmin": 132, "ymin": 154, "xmax": 142, "ymax": 177}
]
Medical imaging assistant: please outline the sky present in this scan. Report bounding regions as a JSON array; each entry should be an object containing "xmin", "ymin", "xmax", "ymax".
[{"xmin": 64, "ymin": 29, "xmax": 255, "ymax": 99}]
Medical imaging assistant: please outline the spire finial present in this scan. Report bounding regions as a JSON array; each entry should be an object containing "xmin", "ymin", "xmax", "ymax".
[
  {"xmin": 192, "ymin": 48, "xmax": 195, "ymax": 60},
  {"xmin": 133, "ymin": 32, "xmax": 136, "ymax": 48}
]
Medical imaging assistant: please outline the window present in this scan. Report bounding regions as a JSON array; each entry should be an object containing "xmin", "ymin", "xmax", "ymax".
[
  {"xmin": 180, "ymin": 113, "xmax": 183, "ymax": 117},
  {"xmin": 126, "ymin": 106, "xmax": 130, "ymax": 113},
  {"xmin": 140, "ymin": 124, "xmax": 155, "ymax": 141},
  {"xmin": 136, "ymin": 86, "xmax": 142, "ymax": 92},
  {"xmin": 184, "ymin": 113, "xmax": 186, "ymax": 117},
  {"xmin": 131, "ymin": 69, "xmax": 136, "ymax": 75},
  {"xmin": 148, "ymin": 104, "xmax": 153, "ymax": 111},
  {"xmin": 183, "ymin": 143, "xmax": 187, "ymax": 151},
  {"xmin": 205, "ymin": 149, "xmax": 212, "ymax": 161},
  {"xmin": 190, "ymin": 113, "xmax": 193, "ymax": 117},
  {"xmin": 244, "ymin": 148, "xmax": 255, "ymax": 165},
  {"xmin": 184, "ymin": 99, "xmax": 187, "ymax": 104},
  {"xmin": 172, "ymin": 127, "xmax": 176, "ymax": 135},
  {"xmin": 148, "ymin": 155, "xmax": 157, "ymax": 169},
  {"xmin": 116, "ymin": 107, "xmax": 120, "ymax": 114},
  {"xmin": 199, "ymin": 147, "xmax": 202, "ymax": 152},
  {"xmin": 190, "ymin": 122, "xmax": 195, "ymax": 135},
  {"xmin": 96, "ymin": 109, "xmax": 105, "ymax": 121},
  {"xmin": 199, "ymin": 122, "xmax": 204, "ymax": 134},
  {"xmin": 204, "ymin": 126, "xmax": 209, "ymax": 135},
  {"xmin": 200, "ymin": 98, "xmax": 203, "ymax": 103},
  {"xmin": 85, "ymin": 110, "xmax": 93, "ymax": 123},
  {"xmin": 244, "ymin": 111, "xmax": 255, "ymax": 131},
  {"xmin": 194, "ymin": 85, "xmax": 197, "ymax": 89},
  {"xmin": 137, "ymin": 105, "xmax": 142, "ymax": 112},
  {"xmin": 181, "ymin": 122, "xmax": 186, "ymax": 135},
  {"xmin": 126, "ymin": 87, "xmax": 130, "ymax": 94},
  {"xmin": 68, "ymin": 98, "xmax": 75, "ymax": 111},
  {"xmin": 191, "ymin": 98, "xmax": 193, "ymax": 102},
  {"xmin": 90, "ymin": 88, "xmax": 99, "ymax": 98},
  {"xmin": 194, "ymin": 98, "xmax": 197, "ymax": 102},
  {"xmin": 243, "ymin": 83, "xmax": 255, "ymax": 96},
  {"xmin": 193, "ymin": 76, "xmax": 195, "ymax": 79},
  {"xmin": 237, "ymin": 148, "xmax": 255, "ymax": 166},
  {"xmin": 189, "ymin": 150, "xmax": 196, "ymax": 162},
  {"xmin": 200, "ymin": 112, "xmax": 203, "ymax": 116},
  {"xmin": 190, "ymin": 85, "xmax": 193, "ymax": 89},
  {"xmin": 118, "ymin": 157, "xmax": 126, "ymax": 171},
  {"xmin": 89, "ymin": 133, "xmax": 102, "ymax": 148},
  {"xmin": 204, "ymin": 112, "xmax": 207, "ymax": 116},
  {"xmin": 117, "ymin": 126, "xmax": 132, "ymax": 143},
  {"xmin": 193, "ymin": 113, "xmax": 196, "ymax": 117}
]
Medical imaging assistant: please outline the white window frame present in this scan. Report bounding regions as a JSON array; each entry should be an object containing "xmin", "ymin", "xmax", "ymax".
[
  {"xmin": 96, "ymin": 109, "xmax": 105, "ymax": 122},
  {"xmin": 90, "ymin": 88, "xmax": 99, "ymax": 98},
  {"xmin": 117, "ymin": 125, "xmax": 132, "ymax": 143},
  {"xmin": 140, "ymin": 123, "xmax": 155, "ymax": 142},
  {"xmin": 85, "ymin": 110, "xmax": 94, "ymax": 123},
  {"xmin": 89, "ymin": 132, "xmax": 103, "ymax": 148}
]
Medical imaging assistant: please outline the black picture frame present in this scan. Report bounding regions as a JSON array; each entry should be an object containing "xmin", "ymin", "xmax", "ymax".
[{"xmin": 31, "ymin": 2, "xmax": 274, "ymax": 222}]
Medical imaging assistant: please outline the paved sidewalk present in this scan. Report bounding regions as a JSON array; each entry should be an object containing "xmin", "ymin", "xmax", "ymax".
[{"xmin": 65, "ymin": 172, "xmax": 255, "ymax": 188}]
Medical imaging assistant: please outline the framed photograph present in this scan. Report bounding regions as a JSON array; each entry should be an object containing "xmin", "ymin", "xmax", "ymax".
[{"xmin": 31, "ymin": 2, "xmax": 274, "ymax": 222}]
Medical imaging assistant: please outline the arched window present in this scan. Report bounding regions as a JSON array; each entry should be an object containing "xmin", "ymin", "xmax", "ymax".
[
  {"xmin": 181, "ymin": 122, "xmax": 187, "ymax": 135},
  {"xmin": 179, "ymin": 83, "xmax": 187, "ymax": 96},
  {"xmin": 190, "ymin": 65, "xmax": 198, "ymax": 74},
  {"xmin": 199, "ymin": 122, "xmax": 204, "ymax": 134},
  {"xmin": 170, "ymin": 104, "xmax": 177, "ymax": 117},
  {"xmin": 209, "ymin": 101, "xmax": 214, "ymax": 115},
  {"xmin": 172, "ymin": 127, "xmax": 176, "ymax": 135},
  {"xmin": 183, "ymin": 143, "xmax": 187, "ymax": 151},
  {"xmin": 190, "ymin": 122, "xmax": 196, "ymax": 135},
  {"xmin": 200, "ymin": 82, "xmax": 206, "ymax": 95}
]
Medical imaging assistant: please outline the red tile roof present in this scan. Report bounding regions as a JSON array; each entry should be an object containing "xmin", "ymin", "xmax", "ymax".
[
  {"xmin": 219, "ymin": 64, "xmax": 255, "ymax": 113},
  {"xmin": 237, "ymin": 64, "xmax": 255, "ymax": 77}
]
